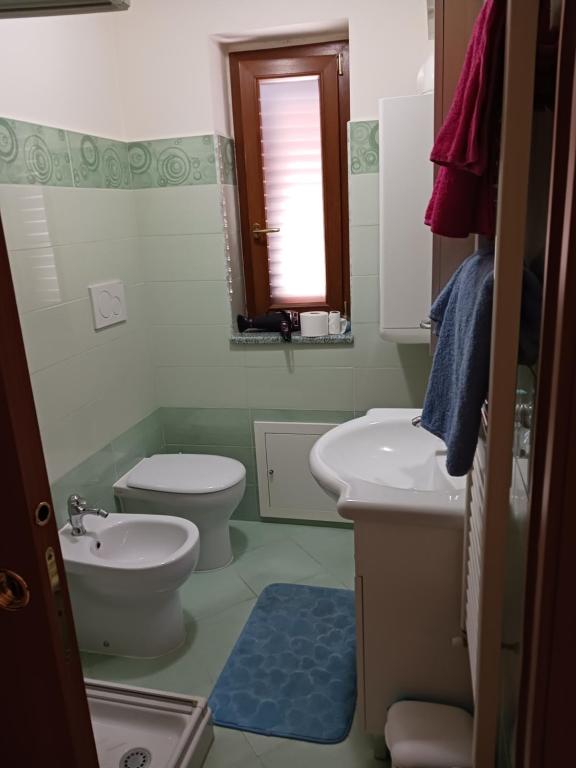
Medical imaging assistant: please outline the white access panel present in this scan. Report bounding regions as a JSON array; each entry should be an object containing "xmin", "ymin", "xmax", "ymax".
[
  {"xmin": 254, "ymin": 422, "xmax": 342, "ymax": 523},
  {"xmin": 379, "ymin": 93, "xmax": 434, "ymax": 343}
]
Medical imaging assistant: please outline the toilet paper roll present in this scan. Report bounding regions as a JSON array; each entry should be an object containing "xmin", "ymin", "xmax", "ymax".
[{"xmin": 300, "ymin": 311, "xmax": 329, "ymax": 337}]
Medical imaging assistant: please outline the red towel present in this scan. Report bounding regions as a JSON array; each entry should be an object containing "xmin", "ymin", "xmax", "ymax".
[{"xmin": 425, "ymin": 0, "xmax": 505, "ymax": 238}]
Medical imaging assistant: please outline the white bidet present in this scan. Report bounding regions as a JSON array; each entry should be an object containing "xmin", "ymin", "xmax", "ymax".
[{"xmin": 59, "ymin": 512, "xmax": 199, "ymax": 657}]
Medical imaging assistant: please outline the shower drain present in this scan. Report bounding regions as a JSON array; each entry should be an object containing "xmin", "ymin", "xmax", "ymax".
[{"xmin": 120, "ymin": 747, "xmax": 152, "ymax": 768}]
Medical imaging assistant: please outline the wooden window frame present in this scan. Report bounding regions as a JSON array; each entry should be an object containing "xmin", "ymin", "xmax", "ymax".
[{"xmin": 229, "ymin": 41, "xmax": 350, "ymax": 316}]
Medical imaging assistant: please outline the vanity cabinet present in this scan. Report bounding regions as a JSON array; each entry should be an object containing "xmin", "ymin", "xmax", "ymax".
[{"xmin": 352, "ymin": 514, "xmax": 472, "ymax": 734}]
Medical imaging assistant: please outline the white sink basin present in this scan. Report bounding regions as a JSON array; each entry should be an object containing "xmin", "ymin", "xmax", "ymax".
[{"xmin": 310, "ymin": 408, "xmax": 466, "ymax": 523}]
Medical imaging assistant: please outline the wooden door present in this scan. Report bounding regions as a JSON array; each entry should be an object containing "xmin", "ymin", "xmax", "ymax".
[
  {"xmin": 0, "ymin": 214, "xmax": 98, "ymax": 765},
  {"xmin": 517, "ymin": 1, "xmax": 576, "ymax": 763}
]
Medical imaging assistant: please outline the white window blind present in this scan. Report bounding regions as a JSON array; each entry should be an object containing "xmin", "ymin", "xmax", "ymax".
[{"xmin": 258, "ymin": 75, "xmax": 327, "ymax": 304}]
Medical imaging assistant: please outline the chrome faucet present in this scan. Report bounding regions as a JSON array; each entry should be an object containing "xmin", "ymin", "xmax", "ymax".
[
  {"xmin": 411, "ymin": 415, "xmax": 422, "ymax": 427},
  {"xmin": 67, "ymin": 494, "xmax": 109, "ymax": 536}
]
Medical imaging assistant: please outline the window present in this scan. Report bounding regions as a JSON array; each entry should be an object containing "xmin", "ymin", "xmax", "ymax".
[{"xmin": 230, "ymin": 41, "xmax": 350, "ymax": 316}]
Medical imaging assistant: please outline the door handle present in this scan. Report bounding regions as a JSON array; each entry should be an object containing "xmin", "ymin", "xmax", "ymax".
[
  {"xmin": 0, "ymin": 569, "xmax": 30, "ymax": 611},
  {"xmin": 252, "ymin": 222, "xmax": 280, "ymax": 239}
]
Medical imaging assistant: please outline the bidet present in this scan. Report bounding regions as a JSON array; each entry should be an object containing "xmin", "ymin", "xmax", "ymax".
[{"xmin": 60, "ymin": 512, "xmax": 200, "ymax": 657}]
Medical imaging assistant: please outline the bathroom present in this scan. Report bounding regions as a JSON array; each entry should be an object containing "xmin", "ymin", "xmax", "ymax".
[{"xmin": 1, "ymin": 0, "xmax": 573, "ymax": 767}]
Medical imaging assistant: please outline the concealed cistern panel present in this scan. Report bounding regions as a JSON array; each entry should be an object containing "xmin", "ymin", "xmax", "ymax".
[{"xmin": 89, "ymin": 280, "xmax": 127, "ymax": 330}]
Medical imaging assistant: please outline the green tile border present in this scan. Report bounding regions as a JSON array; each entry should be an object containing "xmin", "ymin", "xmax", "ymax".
[
  {"xmin": 216, "ymin": 134, "xmax": 237, "ymax": 186},
  {"xmin": 0, "ymin": 117, "xmax": 233, "ymax": 189},
  {"xmin": 0, "ymin": 118, "xmax": 72, "ymax": 186},
  {"xmin": 349, "ymin": 120, "xmax": 379, "ymax": 175},
  {"xmin": 68, "ymin": 131, "xmax": 131, "ymax": 189},
  {"xmin": 128, "ymin": 135, "xmax": 216, "ymax": 188}
]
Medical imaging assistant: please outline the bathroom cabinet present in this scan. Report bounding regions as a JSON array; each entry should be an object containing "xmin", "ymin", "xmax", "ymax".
[{"xmin": 351, "ymin": 512, "xmax": 472, "ymax": 734}]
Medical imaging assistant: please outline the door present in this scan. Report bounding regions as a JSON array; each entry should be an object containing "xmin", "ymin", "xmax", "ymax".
[{"xmin": 0, "ymin": 213, "xmax": 99, "ymax": 765}]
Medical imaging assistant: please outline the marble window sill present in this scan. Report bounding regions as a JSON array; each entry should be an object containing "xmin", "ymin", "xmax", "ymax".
[{"xmin": 230, "ymin": 330, "xmax": 354, "ymax": 346}]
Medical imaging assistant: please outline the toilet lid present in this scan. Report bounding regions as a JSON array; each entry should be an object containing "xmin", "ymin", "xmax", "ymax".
[{"xmin": 126, "ymin": 454, "xmax": 246, "ymax": 494}]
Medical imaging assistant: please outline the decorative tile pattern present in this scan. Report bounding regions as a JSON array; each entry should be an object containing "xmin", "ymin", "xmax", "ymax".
[
  {"xmin": 128, "ymin": 135, "xmax": 217, "ymax": 188},
  {"xmin": 216, "ymin": 135, "xmax": 237, "ymax": 185},
  {"xmin": 0, "ymin": 118, "xmax": 72, "ymax": 186},
  {"xmin": 67, "ymin": 131, "xmax": 131, "ymax": 189},
  {"xmin": 349, "ymin": 120, "xmax": 379, "ymax": 175}
]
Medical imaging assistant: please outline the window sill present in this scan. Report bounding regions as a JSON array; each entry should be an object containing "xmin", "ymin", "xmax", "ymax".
[{"xmin": 230, "ymin": 330, "xmax": 354, "ymax": 346}]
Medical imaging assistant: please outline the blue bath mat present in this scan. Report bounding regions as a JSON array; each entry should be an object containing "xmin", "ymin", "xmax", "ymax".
[{"xmin": 208, "ymin": 583, "xmax": 356, "ymax": 743}]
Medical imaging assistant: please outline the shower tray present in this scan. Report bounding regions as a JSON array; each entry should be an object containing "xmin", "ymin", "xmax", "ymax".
[{"xmin": 85, "ymin": 679, "xmax": 213, "ymax": 768}]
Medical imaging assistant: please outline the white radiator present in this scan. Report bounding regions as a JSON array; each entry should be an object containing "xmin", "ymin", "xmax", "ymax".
[{"xmin": 464, "ymin": 432, "xmax": 487, "ymax": 701}]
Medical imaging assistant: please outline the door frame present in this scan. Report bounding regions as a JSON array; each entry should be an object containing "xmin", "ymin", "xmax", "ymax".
[
  {"xmin": 517, "ymin": 0, "xmax": 576, "ymax": 763},
  {"xmin": 0, "ymin": 213, "xmax": 99, "ymax": 765}
]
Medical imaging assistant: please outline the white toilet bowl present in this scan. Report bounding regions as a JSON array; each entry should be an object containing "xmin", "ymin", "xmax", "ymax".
[
  {"xmin": 59, "ymin": 512, "xmax": 199, "ymax": 658},
  {"xmin": 113, "ymin": 454, "xmax": 246, "ymax": 571}
]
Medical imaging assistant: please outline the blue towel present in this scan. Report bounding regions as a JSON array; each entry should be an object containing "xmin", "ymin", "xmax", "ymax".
[{"xmin": 421, "ymin": 249, "xmax": 541, "ymax": 476}]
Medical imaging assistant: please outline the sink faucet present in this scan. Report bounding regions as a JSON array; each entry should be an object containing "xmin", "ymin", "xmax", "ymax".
[{"xmin": 68, "ymin": 494, "xmax": 109, "ymax": 536}]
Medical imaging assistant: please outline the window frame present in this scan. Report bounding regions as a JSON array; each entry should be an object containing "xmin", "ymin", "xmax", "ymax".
[{"xmin": 229, "ymin": 41, "xmax": 350, "ymax": 316}]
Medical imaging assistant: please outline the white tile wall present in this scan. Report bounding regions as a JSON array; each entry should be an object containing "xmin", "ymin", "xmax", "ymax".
[{"xmin": 2, "ymin": 185, "xmax": 154, "ymax": 482}]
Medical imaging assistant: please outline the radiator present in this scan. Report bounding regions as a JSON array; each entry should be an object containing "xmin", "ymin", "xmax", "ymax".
[{"xmin": 464, "ymin": 426, "xmax": 487, "ymax": 701}]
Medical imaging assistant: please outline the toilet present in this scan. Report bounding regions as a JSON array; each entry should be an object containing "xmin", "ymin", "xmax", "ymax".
[{"xmin": 113, "ymin": 454, "xmax": 246, "ymax": 571}]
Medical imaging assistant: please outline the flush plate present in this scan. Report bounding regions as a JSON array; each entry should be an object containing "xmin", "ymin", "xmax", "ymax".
[{"xmin": 89, "ymin": 280, "xmax": 127, "ymax": 330}]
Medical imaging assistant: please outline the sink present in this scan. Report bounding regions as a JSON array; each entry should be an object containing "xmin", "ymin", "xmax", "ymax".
[{"xmin": 310, "ymin": 408, "xmax": 466, "ymax": 523}]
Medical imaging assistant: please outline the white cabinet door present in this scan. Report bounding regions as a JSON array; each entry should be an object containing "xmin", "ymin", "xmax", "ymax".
[{"xmin": 255, "ymin": 422, "xmax": 342, "ymax": 523}]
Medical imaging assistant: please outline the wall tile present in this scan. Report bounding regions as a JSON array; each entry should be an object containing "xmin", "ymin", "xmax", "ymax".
[
  {"xmin": 21, "ymin": 298, "xmax": 95, "ymax": 372},
  {"xmin": 352, "ymin": 323, "xmax": 431, "ymax": 369},
  {"xmin": 349, "ymin": 120, "xmax": 379, "ymax": 175},
  {"xmin": 0, "ymin": 184, "xmax": 53, "ymax": 251},
  {"xmin": 163, "ymin": 444, "xmax": 256, "ymax": 486},
  {"xmin": 147, "ymin": 281, "xmax": 229, "ymax": 325},
  {"xmin": 110, "ymin": 411, "xmax": 164, "ymax": 478},
  {"xmin": 134, "ymin": 186, "xmax": 223, "ymax": 236},
  {"xmin": 353, "ymin": 366, "xmax": 429, "ymax": 411},
  {"xmin": 128, "ymin": 135, "xmax": 216, "ymax": 188},
  {"xmin": 50, "ymin": 445, "xmax": 117, "ymax": 527},
  {"xmin": 156, "ymin": 366, "xmax": 248, "ymax": 408},
  {"xmin": 216, "ymin": 135, "xmax": 237, "ymax": 186},
  {"xmin": 245, "ymin": 367, "xmax": 354, "ymax": 411},
  {"xmin": 10, "ymin": 239, "xmax": 143, "ymax": 314},
  {"xmin": 232, "ymin": 484, "xmax": 260, "ymax": 521},
  {"xmin": 351, "ymin": 276, "xmax": 379, "ymax": 323},
  {"xmin": 242, "ymin": 342, "xmax": 356, "ymax": 369},
  {"xmin": 67, "ymin": 131, "xmax": 131, "ymax": 189},
  {"xmin": 141, "ymin": 234, "xmax": 226, "ymax": 282},
  {"xmin": 150, "ymin": 325, "xmax": 243, "ymax": 367},
  {"xmin": 21, "ymin": 283, "xmax": 147, "ymax": 373},
  {"xmin": 160, "ymin": 407, "xmax": 253, "ymax": 447},
  {"xmin": 0, "ymin": 118, "xmax": 72, "ymax": 186},
  {"xmin": 249, "ymin": 409, "xmax": 354, "ymax": 425},
  {"xmin": 350, "ymin": 225, "xmax": 379, "ymax": 276},
  {"xmin": 45, "ymin": 187, "xmax": 137, "ymax": 243},
  {"xmin": 349, "ymin": 173, "xmax": 379, "ymax": 226}
]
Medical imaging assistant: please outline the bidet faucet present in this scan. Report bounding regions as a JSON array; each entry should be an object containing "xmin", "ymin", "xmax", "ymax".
[{"xmin": 67, "ymin": 494, "xmax": 109, "ymax": 536}]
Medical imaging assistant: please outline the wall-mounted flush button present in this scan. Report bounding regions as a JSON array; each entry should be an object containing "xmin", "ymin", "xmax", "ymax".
[{"xmin": 89, "ymin": 280, "xmax": 128, "ymax": 330}]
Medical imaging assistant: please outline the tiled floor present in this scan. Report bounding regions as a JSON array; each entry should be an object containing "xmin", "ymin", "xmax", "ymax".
[{"xmin": 81, "ymin": 520, "xmax": 384, "ymax": 767}]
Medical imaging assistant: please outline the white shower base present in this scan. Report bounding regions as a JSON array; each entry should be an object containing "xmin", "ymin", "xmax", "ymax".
[{"xmin": 86, "ymin": 679, "xmax": 213, "ymax": 768}]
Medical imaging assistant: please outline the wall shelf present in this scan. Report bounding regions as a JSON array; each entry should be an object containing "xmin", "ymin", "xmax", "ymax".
[{"xmin": 230, "ymin": 330, "xmax": 354, "ymax": 346}]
